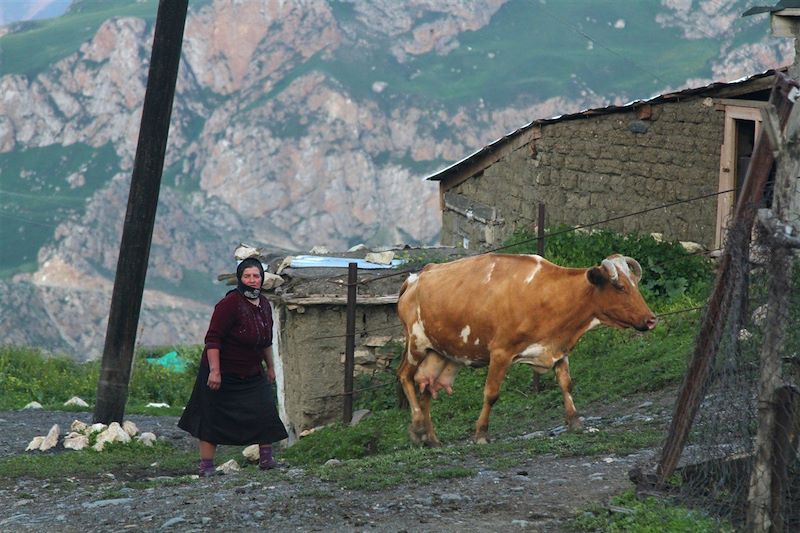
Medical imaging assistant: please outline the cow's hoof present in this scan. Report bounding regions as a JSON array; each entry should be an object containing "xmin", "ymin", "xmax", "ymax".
[
  {"xmin": 567, "ymin": 418, "xmax": 584, "ymax": 432},
  {"xmin": 474, "ymin": 436, "xmax": 490, "ymax": 445},
  {"xmin": 422, "ymin": 436, "xmax": 441, "ymax": 448},
  {"xmin": 408, "ymin": 424, "xmax": 424, "ymax": 445}
]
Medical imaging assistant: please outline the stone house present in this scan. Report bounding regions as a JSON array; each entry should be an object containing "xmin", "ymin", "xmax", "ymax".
[{"xmin": 428, "ymin": 69, "xmax": 784, "ymax": 251}]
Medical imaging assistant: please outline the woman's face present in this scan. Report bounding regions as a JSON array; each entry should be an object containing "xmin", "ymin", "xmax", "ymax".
[{"xmin": 241, "ymin": 266, "xmax": 263, "ymax": 289}]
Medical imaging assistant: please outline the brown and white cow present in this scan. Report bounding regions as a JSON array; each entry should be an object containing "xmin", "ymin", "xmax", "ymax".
[{"xmin": 396, "ymin": 253, "xmax": 656, "ymax": 446}]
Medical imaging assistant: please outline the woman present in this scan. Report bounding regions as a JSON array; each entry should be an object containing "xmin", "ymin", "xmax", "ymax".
[{"xmin": 178, "ymin": 257, "xmax": 288, "ymax": 476}]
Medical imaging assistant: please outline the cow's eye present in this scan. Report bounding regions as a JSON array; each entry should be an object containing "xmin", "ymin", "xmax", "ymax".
[{"xmin": 615, "ymin": 284, "xmax": 627, "ymax": 293}]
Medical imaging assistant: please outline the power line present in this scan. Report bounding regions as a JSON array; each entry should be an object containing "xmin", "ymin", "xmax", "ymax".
[
  {"xmin": 533, "ymin": 1, "xmax": 669, "ymax": 87},
  {"xmin": 0, "ymin": 211, "xmax": 61, "ymax": 229}
]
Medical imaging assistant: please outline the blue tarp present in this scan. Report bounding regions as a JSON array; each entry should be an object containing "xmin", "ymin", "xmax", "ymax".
[
  {"xmin": 145, "ymin": 351, "xmax": 188, "ymax": 373},
  {"xmin": 289, "ymin": 255, "xmax": 404, "ymax": 269}
]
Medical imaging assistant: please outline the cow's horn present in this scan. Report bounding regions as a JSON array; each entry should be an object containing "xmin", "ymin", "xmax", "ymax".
[
  {"xmin": 625, "ymin": 257, "xmax": 643, "ymax": 284},
  {"xmin": 601, "ymin": 258, "xmax": 620, "ymax": 286}
]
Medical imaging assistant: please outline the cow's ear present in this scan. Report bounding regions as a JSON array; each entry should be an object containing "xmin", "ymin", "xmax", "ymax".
[{"xmin": 587, "ymin": 266, "xmax": 607, "ymax": 287}]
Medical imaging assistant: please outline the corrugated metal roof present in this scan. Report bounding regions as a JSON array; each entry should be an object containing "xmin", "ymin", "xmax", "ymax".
[{"xmin": 426, "ymin": 69, "xmax": 781, "ymax": 182}]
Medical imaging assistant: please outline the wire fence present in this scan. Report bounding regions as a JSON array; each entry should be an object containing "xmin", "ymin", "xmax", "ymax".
[
  {"xmin": 301, "ymin": 186, "xmax": 733, "ymax": 349},
  {"xmin": 637, "ymin": 218, "xmax": 800, "ymax": 530},
  {"xmin": 291, "ymin": 185, "xmax": 732, "ymax": 408}
]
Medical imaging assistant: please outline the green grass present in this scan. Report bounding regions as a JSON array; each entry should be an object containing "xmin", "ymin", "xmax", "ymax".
[
  {"xmin": 573, "ymin": 489, "xmax": 734, "ymax": 532},
  {"xmin": 0, "ymin": 0, "xmax": 158, "ymax": 78},
  {"xmin": 0, "ymin": 345, "xmax": 200, "ymax": 415}
]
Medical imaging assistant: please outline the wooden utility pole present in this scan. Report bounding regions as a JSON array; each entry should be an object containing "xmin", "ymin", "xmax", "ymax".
[{"xmin": 94, "ymin": 0, "xmax": 188, "ymax": 423}]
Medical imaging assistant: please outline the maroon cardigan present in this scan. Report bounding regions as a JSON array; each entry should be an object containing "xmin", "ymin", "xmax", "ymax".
[{"xmin": 200, "ymin": 290, "xmax": 273, "ymax": 378}]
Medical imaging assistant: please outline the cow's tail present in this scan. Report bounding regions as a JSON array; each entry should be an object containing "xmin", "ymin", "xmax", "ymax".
[
  {"xmin": 396, "ymin": 277, "xmax": 412, "ymax": 409},
  {"xmin": 398, "ymin": 278, "xmax": 410, "ymax": 299}
]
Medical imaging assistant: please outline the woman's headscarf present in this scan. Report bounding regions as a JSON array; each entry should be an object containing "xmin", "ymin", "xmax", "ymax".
[{"xmin": 236, "ymin": 257, "xmax": 264, "ymax": 299}]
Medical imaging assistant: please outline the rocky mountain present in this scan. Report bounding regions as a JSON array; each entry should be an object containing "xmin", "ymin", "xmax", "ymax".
[{"xmin": 0, "ymin": 0, "xmax": 792, "ymax": 359}]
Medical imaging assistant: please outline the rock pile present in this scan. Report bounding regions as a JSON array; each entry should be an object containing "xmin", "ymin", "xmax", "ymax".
[{"xmin": 25, "ymin": 419, "xmax": 157, "ymax": 452}]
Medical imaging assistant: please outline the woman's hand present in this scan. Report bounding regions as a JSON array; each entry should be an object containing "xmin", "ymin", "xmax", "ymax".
[
  {"xmin": 207, "ymin": 369, "xmax": 222, "ymax": 390},
  {"xmin": 266, "ymin": 366, "xmax": 276, "ymax": 383}
]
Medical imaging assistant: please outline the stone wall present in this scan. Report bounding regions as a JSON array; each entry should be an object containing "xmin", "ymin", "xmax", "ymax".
[
  {"xmin": 442, "ymin": 97, "xmax": 725, "ymax": 249},
  {"xmin": 275, "ymin": 302, "xmax": 403, "ymax": 436}
]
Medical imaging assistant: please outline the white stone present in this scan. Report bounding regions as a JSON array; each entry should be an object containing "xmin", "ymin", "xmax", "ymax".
[
  {"xmin": 146, "ymin": 402, "xmax": 170, "ymax": 408},
  {"xmin": 324, "ymin": 458, "xmax": 342, "ymax": 466},
  {"xmin": 349, "ymin": 409, "xmax": 372, "ymax": 427},
  {"xmin": 365, "ymin": 251, "xmax": 394, "ymax": 265},
  {"xmin": 353, "ymin": 349, "xmax": 375, "ymax": 365},
  {"xmin": 216, "ymin": 459, "xmax": 240, "ymax": 474},
  {"xmin": 89, "ymin": 423, "xmax": 107, "ymax": 434},
  {"xmin": 234, "ymin": 243, "xmax": 260, "ymax": 261},
  {"xmin": 22, "ymin": 401, "xmax": 43, "ymax": 410},
  {"xmin": 63, "ymin": 433, "xmax": 89, "ymax": 450},
  {"xmin": 752, "ymin": 304, "xmax": 768, "ymax": 327},
  {"xmin": 262, "ymin": 272, "xmax": 284, "ymax": 290},
  {"xmin": 680, "ymin": 241, "xmax": 705, "ymax": 254},
  {"xmin": 40, "ymin": 424, "xmax": 60, "ymax": 451},
  {"xmin": 25, "ymin": 436, "xmax": 45, "ymax": 451},
  {"xmin": 122, "ymin": 421, "xmax": 138, "ymax": 437},
  {"xmin": 242, "ymin": 444, "xmax": 259, "ymax": 462},
  {"xmin": 347, "ymin": 243, "xmax": 369, "ymax": 252},
  {"xmin": 94, "ymin": 422, "xmax": 131, "ymax": 450},
  {"xmin": 275, "ymin": 256, "xmax": 293, "ymax": 275},
  {"xmin": 298, "ymin": 427, "xmax": 317, "ymax": 438},
  {"xmin": 108, "ymin": 422, "xmax": 131, "ymax": 443},
  {"xmin": 63, "ymin": 396, "xmax": 89, "ymax": 407},
  {"xmin": 70, "ymin": 420, "xmax": 88, "ymax": 433},
  {"xmin": 364, "ymin": 335, "xmax": 392, "ymax": 347},
  {"xmin": 137, "ymin": 432, "xmax": 157, "ymax": 446}
]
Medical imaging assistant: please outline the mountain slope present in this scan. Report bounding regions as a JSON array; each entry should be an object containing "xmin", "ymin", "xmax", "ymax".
[{"xmin": 0, "ymin": 0, "xmax": 791, "ymax": 358}]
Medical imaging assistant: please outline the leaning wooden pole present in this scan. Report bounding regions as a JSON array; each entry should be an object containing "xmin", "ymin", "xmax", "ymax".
[
  {"xmin": 94, "ymin": 0, "xmax": 188, "ymax": 423},
  {"xmin": 656, "ymin": 73, "xmax": 798, "ymax": 485}
]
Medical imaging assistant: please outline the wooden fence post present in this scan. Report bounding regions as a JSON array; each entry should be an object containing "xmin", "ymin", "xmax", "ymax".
[
  {"xmin": 343, "ymin": 262, "xmax": 357, "ymax": 424},
  {"xmin": 656, "ymin": 73, "xmax": 798, "ymax": 485}
]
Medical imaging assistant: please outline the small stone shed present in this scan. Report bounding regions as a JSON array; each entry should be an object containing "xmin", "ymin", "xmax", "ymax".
[
  {"xmin": 222, "ymin": 245, "xmax": 468, "ymax": 441},
  {"xmin": 429, "ymin": 69, "xmax": 785, "ymax": 251}
]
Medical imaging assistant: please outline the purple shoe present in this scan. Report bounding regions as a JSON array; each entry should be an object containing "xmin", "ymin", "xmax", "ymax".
[
  {"xmin": 259, "ymin": 446, "xmax": 280, "ymax": 470},
  {"xmin": 199, "ymin": 459, "xmax": 216, "ymax": 477}
]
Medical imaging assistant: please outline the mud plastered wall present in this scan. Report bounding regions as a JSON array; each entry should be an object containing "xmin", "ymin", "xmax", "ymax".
[
  {"xmin": 278, "ymin": 303, "xmax": 402, "ymax": 434},
  {"xmin": 442, "ymin": 98, "xmax": 724, "ymax": 249}
]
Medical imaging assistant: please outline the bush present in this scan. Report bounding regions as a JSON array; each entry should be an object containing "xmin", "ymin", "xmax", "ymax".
[
  {"xmin": 0, "ymin": 345, "xmax": 198, "ymax": 413},
  {"xmin": 500, "ymin": 227, "xmax": 714, "ymax": 301}
]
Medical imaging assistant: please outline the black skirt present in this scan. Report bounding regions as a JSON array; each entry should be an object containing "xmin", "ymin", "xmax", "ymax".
[{"xmin": 178, "ymin": 365, "xmax": 289, "ymax": 445}]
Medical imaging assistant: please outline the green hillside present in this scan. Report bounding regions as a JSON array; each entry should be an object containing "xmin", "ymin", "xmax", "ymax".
[
  {"xmin": 0, "ymin": 143, "xmax": 120, "ymax": 277},
  {"xmin": 324, "ymin": 0, "xmax": 731, "ymax": 109},
  {"xmin": 0, "ymin": 0, "xmax": 158, "ymax": 78}
]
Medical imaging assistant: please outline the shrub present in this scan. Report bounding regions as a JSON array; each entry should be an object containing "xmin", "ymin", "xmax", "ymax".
[
  {"xmin": 0, "ymin": 345, "xmax": 198, "ymax": 413},
  {"xmin": 500, "ymin": 226, "xmax": 714, "ymax": 301}
]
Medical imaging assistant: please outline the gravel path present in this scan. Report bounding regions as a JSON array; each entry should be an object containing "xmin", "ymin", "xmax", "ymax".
[{"xmin": 0, "ymin": 399, "xmax": 671, "ymax": 532}]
